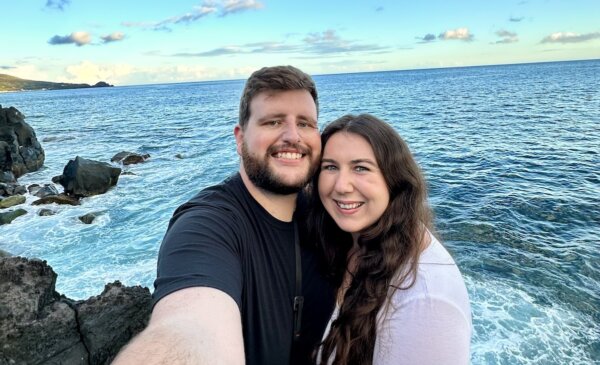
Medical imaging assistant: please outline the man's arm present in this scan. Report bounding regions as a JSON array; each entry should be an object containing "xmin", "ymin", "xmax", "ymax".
[{"xmin": 113, "ymin": 287, "xmax": 245, "ymax": 365}]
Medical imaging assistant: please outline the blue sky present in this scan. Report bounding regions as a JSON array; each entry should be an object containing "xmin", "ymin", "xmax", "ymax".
[{"xmin": 1, "ymin": 0, "xmax": 599, "ymax": 85}]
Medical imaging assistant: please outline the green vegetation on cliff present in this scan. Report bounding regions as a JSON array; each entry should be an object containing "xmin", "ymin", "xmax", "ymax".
[{"xmin": 0, "ymin": 74, "xmax": 112, "ymax": 92}]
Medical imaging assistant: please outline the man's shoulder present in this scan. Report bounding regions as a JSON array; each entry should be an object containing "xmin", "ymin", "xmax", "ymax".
[{"xmin": 177, "ymin": 174, "xmax": 246, "ymax": 213}]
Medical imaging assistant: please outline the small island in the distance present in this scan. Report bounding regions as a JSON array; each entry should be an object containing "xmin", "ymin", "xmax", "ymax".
[{"xmin": 0, "ymin": 73, "xmax": 113, "ymax": 92}]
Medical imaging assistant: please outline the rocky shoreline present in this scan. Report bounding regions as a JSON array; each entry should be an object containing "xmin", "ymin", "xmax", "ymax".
[
  {"xmin": 0, "ymin": 255, "xmax": 151, "ymax": 364},
  {"xmin": 0, "ymin": 105, "xmax": 154, "ymax": 363}
]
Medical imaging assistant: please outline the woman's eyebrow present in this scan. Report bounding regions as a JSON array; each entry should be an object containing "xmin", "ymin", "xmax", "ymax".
[{"xmin": 350, "ymin": 158, "xmax": 377, "ymax": 166}]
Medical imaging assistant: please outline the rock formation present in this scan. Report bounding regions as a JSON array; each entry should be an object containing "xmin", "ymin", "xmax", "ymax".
[
  {"xmin": 111, "ymin": 151, "xmax": 150, "ymax": 165},
  {"xmin": 0, "ymin": 182, "xmax": 26, "ymax": 197},
  {"xmin": 0, "ymin": 257, "xmax": 151, "ymax": 364},
  {"xmin": 55, "ymin": 156, "xmax": 121, "ymax": 197},
  {"xmin": 0, "ymin": 105, "xmax": 45, "ymax": 179},
  {"xmin": 0, "ymin": 208, "xmax": 27, "ymax": 225}
]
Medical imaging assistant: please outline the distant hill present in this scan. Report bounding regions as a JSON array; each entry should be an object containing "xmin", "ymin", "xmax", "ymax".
[{"xmin": 0, "ymin": 74, "xmax": 113, "ymax": 92}]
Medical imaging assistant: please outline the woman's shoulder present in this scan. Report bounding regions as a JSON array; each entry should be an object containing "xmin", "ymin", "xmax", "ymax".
[{"xmin": 388, "ymin": 234, "xmax": 471, "ymax": 318}]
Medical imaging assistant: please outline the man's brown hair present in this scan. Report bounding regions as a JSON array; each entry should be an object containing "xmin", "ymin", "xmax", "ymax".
[{"xmin": 238, "ymin": 65, "xmax": 318, "ymax": 129}]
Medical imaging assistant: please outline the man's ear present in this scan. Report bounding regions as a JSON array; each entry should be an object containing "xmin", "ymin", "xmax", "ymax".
[{"xmin": 234, "ymin": 125, "xmax": 243, "ymax": 156}]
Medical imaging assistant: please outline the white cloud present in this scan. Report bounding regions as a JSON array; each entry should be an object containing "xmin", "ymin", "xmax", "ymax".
[
  {"xmin": 2, "ymin": 64, "xmax": 50, "ymax": 81},
  {"xmin": 495, "ymin": 30, "xmax": 518, "ymax": 44},
  {"xmin": 439, "ymin": 27, "xmax": 474, "ymax": 41},
  {"xmin": 48, "ymin": 31, "xmax": 92, "ymax": 46},
  {"xmin": 541, "ymin": 32, "xmax": 600, "ymax": 44},
  {"xmin": 101, "ymin": 32, "xmax": 125, "ymax": 43},
  {"xmin": 221, "ymin": 0, "xmax": 264, "ymax": 16},
  {"xmin": 60, "ymin": 61, "xmax": 257, "ymax": 85},
  {"xmin": 65, "ymin": 61, "xmax": 133, "ymax": 84},
  {"xmin": 122, "ymin": 0, "xmax": 262, "ymax": 31}
]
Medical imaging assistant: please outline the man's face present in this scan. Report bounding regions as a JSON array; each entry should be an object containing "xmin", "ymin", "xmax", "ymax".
[{"xmin": 234, "ymin": 89, "xmax": 321, "ymax": 195}]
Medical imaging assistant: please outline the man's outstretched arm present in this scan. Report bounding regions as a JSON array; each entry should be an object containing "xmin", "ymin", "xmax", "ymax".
[{"xmin": 113, "ymin": 287, "xmax": 245, "ymax": 365}]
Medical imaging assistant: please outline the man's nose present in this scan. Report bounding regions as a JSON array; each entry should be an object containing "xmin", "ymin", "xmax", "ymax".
[{"xmin": 282, "ymin": 122, "xmax": 301, "ymax": 143}]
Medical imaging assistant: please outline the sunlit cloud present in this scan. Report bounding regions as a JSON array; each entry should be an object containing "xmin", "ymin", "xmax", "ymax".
[
  {"xmin": 45, "ymin": 0, "xmax": 70, "ymax": 11},
  {"xmin": 62, "ymin": 61, "xmax": 255, "ymax": 85},
  {"xmin": 1, "ymin": 64, "xmax": 49, "ymax": 81},
  {"xmin": 122, "ymin": 1, "xmax": 263, "ymax": 31},
  {"xmin": 101, "ymin": 32, "xmax": 126, "ymax": 43},
  {"xmin": 439, "ymin": 27, "xmax": 474, "ymax": 41},
  {"xmin": 220, "ymin": 0, "xmax": 264, "ymax": 16},
  {"xmin": 48, "ymin": 31, "xmax": 92, "ymax": 46},
  {"xmin": 65, "ymin": 61, "xmax": 134, "ymax": 84},
  {"xmin": 541, "ymin": 32, "xmax": 600, "ymax": 44},
  {"xmin": 494, "ymin": 30, "xmax": 518, "ymax": 44}
]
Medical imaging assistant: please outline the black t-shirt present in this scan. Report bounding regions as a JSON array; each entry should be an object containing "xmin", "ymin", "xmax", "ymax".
[{"xmin": 153, "ymin": 174, "xmax": 335, "ymax": 365}]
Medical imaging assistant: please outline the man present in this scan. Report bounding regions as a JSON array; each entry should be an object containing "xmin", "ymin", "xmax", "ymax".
[{"xmin": 114, "ymin": 66, "xmax": 335, "ymax": 364}]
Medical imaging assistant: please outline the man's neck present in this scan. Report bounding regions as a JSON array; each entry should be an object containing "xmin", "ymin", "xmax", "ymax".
[{"xmin": 239, "ymin": 170, "xmax": 298, "ymax": 222}]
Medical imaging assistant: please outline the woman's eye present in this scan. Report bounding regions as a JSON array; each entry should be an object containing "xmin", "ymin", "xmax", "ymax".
[
  {"xmin": 354, "ymin": 166, "xmax": 369, "ymax": 172},
  {"xmin": 321, "ymin": 165, "xmax": 337, "ymax": 171}
]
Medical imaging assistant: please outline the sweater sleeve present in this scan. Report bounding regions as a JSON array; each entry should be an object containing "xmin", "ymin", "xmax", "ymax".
[{"xmin": 373, "ymin": 294, "xmax": 472, "ymax": 365}]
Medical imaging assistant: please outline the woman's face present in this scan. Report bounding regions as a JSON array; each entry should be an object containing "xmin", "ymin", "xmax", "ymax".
[{"xmin": 318, "ymin": 132, "xmax": 390, "ymax": 235}]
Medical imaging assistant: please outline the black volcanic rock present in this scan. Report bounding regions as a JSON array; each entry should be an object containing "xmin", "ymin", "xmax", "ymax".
[
  {"xmin": 0, "ymin": 105, "xmax": 45, "ymax": 179},
  {"xmin": 56, "ymin": 156, "xmax": 121, "ymax": 197},
  {"xmin": 0, "ymin": 182, "xmax": 26, "ymax": 197},
  {"xmin": 33, "ymin": 184, "xmax": 60, "ymax": 198},
  {"xmin": 79, "ymin": 212, "xmax": 99, "ymax": 224},
  {"xmin": 111, "ymin": 151, "xmax": 150, "ymax": 165},
  {"xmin": 0, "ymin": 171, "xmax": 16, "ymax": 183},
  {"xmin": 0, "ymin": 257, "xmax": 151, "ymax": 365},
  {"xmin": 32, "ymin": 193, "xmax": 80, "ymax": 206}
]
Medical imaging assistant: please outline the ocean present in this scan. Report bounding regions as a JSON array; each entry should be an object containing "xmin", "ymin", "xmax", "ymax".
[{"xmin": 1, "ymin": 60, "xmax": 598, "ymax": 364}]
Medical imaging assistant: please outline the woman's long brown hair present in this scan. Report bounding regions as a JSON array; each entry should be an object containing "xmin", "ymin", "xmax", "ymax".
[{"xmin": 309, "ymin": 114, "xmax": 433, "ymax": 365}]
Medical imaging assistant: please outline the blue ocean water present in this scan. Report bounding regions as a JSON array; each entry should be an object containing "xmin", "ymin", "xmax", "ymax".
[{"xmin": 1, "ymin": 60, "xmax": 599, "ymax": 364}]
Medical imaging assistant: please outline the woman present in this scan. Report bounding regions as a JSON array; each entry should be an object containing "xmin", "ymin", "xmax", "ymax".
[{"xmin": 310, "ymin": 114, "xmax": 472, "ymax": 365}]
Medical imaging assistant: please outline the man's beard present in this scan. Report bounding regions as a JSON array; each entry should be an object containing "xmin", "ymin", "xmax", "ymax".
[{"xmin": 241, "ymin": 141, "xmax": 317, "ymax": 195}]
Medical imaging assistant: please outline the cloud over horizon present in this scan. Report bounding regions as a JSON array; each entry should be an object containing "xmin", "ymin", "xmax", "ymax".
[
  {"xmin": 494, "ymin": 30, "xmax": 518, "ymax": 44},
  {"xmin": 45, "ymin": 0, "xmax": 70, "ymax": 11},
  {"xmin": 302, "ymin": 29, "xmax": 386, "ymax": 54},
  {"xmin": 416, "ymin": 33, "xmax": 436, "ymax": 43},
  {"xmin": 101, "ymin": 32, "xmax": 126, "ymax": 43},
  {"xmin": 439, "ymin": 27, "xmax": 474, "ymax": 41},
  {"xmin": 509, "ymin": 16, "xmax": 524, "ymax": 22},
  {"xmin": 48, "ymin": 32, "xmax": 92, "ymax": 46},
  {"xmin": 541, "ymin": 32, "xmax": 600, "ymax": 44},
  {"xmin": 123, "ymin": 0, "xmax": 263, "ymax": 31},
  {"xmin": 173, "ymin": 30, "xmax": 385, "ymax": 57}
]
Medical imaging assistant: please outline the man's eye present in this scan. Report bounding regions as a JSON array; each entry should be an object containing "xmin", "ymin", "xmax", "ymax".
[
  {"xmin": 298, "ymin": 121, "xmax": 315, "ymax": 129},
  {"xmin": 266, "ymin": 120, "xmax": 280, "ymax": 126}
]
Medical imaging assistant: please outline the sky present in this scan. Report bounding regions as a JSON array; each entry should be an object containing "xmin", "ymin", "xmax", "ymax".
[{"xmin": 1, "ymin": 0, "xmax": 599, "ymax": 86}]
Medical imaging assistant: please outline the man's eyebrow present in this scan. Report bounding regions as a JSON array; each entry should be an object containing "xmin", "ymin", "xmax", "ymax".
[
  {"xmin": 257, "ymin": 113, "xmax": 286, "ymax": 122},
  {"xmin": 297, "ymin": 114, "xmax": 317, "ymax": 124}
]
